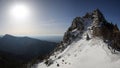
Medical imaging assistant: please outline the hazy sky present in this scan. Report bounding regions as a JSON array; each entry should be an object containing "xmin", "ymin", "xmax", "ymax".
[{"xmin": 0, "ymin": 0, "xmax": 120, "ymax": 36}]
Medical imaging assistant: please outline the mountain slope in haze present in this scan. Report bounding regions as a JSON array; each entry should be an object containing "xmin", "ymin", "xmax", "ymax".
[
  {"xmin": 0, "ymin": 34, "xmax": 57, "ymax": 68},
  {"xmin": 0, "ymin": 34, "xmax": 57, "ymax": 56},
  {"xmin": 36, "ymin": 9, "xmax": 120, "ymax": 68}
]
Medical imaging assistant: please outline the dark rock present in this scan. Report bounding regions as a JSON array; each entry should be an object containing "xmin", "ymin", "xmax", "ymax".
[
  {"xmin": 57, "ymin": 64, "xmax": 59, "ymax": 67},
  {"xmin": 45, "ymin": 59, "xmax": 54, "ymax": 66},
  {"xmin": 86, "ymin": 34, "xmax": 90, "ymax": 40}
]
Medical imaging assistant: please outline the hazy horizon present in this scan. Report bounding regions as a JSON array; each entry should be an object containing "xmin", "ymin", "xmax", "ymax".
[{"xmin": 0, "ymin": 34, "xmax": 63, "ymax": 43}]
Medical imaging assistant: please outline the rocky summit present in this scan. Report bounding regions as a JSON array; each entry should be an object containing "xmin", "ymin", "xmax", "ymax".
[
  {"xmin": 61, "ymin": 9, "xmax": 120, "ymax": 51},
  {"xmin": 35, "ymin": 9, "xmax": 120, "ymax": 68}
]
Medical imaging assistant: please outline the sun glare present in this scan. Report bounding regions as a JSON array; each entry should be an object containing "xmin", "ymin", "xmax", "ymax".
[
  {"xmin": 9, "ymin": 3, "xmax": 30, "ymax": 20},
  {"xmin": 7, "ymin": 3, "xmax": 33, "ymax": 35}
]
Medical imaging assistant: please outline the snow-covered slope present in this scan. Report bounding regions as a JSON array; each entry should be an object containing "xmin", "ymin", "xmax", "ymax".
[
  {"xmin": 36, "ymin": 37, "xmax": 120, "ymax": 68},
  {"xmin": 32, "ymin": 9, "xmax": 120, "ymax": 68}
]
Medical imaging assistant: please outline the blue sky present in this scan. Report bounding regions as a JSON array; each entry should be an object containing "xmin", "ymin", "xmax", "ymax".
[{"xmin": 0, "ymin": 0, "xmax": 120, "ymax": 35}]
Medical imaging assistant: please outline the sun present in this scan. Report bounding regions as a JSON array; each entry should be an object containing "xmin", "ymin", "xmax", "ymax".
[{"xmin": 9, "ymin": 3, "xmax": 30, "ymax": 20}]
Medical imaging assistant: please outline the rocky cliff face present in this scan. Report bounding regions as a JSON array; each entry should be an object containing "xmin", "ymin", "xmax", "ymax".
[
  {"xmin": 61, "ymin": 9, "xmax": 120, "ymax": 52},
  {"xmin": 37, "ymin": 9, "xmax": 120, "ymax": 67},
  {"xmin": 63, "ymin": 17, "xmax": 84, "ymax": 44},
  {"xmin": 46, "ymin": 9, "xmax": 120, "ymax": 60}
]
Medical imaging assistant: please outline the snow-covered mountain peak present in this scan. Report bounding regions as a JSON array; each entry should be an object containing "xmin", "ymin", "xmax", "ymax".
[{"xmin": 34, "ymin": 9, "xmax": 120, "ymax": 68}]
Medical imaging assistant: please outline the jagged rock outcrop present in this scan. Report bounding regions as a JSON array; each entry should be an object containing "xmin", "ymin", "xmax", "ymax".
[
  {"xmin": 92, "ymin": 9, "xmax": 106, "ymax": 26},
  {"xmin": 63, "ymin": 17, "xmax": 84, "ymax": 44},
  {"xmin": 42, "ymin": 9, "xmax": 120, "ymax": 67},
  {"xmin": 47, "ymin": 9, "xmax": 120, "ymax": 61},
  {"xmin": 63, "ymin": 9, "xmax": 107, "ymax": 44},
  {"xmin": 62, "ymin": 9, "xmax": 120, "ymax": 51}
]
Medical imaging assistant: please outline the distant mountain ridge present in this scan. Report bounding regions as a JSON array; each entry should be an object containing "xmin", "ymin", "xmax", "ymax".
[
  {"xmin": 0, "ymin": 34, "xmax": 57, "ymax": 55},
  {"xmin": 0, "ymin": 34, "xmax": 57, "ymax": 68}
]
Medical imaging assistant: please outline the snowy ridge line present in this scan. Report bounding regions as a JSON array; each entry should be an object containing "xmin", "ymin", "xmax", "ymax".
[{"xmin": 33, "ymin": 9, "xmax": 120, "ymax": 68}]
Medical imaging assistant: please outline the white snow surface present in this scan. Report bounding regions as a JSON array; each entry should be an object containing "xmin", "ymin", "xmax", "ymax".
[{"xmin": 36, "ymin": 37, "xmax": 120, "ymax": 68}]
